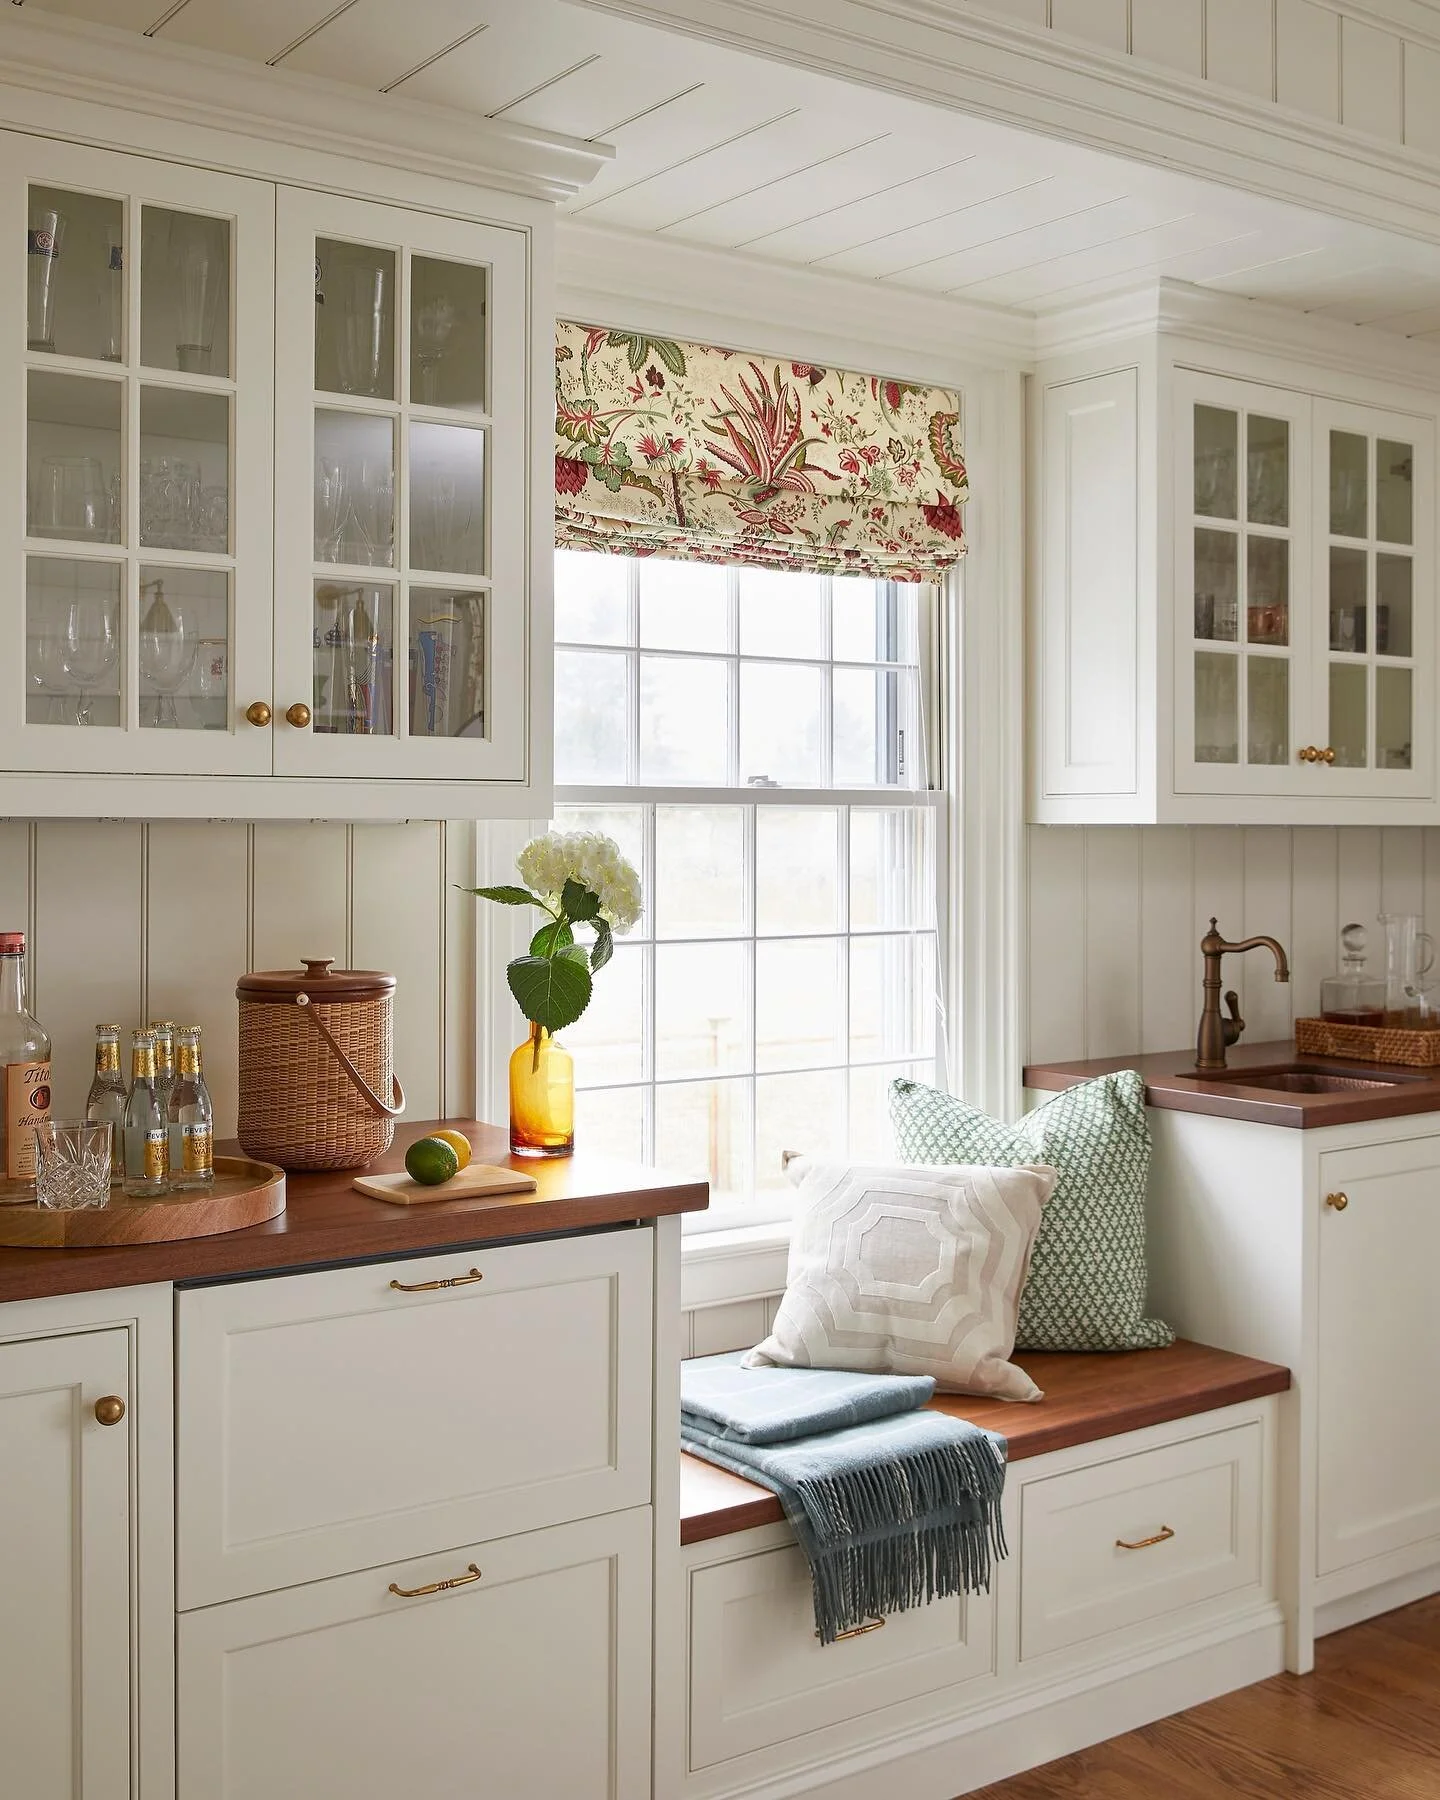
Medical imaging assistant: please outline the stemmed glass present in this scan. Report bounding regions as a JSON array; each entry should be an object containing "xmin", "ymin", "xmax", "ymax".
[
  {"xmin": 58, "ymin": 593, "xmax": 119, "ymax": 726},
  {"xmin": 138, "ymin": 580, "xmax": 196, "ymax": 728},
  {"xmin": 413, "ymin": 295, "xmax": 456, "ymax": 404}
]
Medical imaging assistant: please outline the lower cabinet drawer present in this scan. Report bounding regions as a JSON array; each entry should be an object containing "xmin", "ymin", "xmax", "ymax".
[
  {"xmin": 178, "ymin": 1507, "xmax": 653, "ymax": 1800},
  {"xmin": 688, "ymin": 1538, "xmax": 995, "ymax": 1770},
  {"xmin": 1019, "ymin": 1421, "xmax": 1263, "ymax": 1662},
  {"xmin": 176, "ymin": 1225, "xmax": 654, "ymax": 1606}
]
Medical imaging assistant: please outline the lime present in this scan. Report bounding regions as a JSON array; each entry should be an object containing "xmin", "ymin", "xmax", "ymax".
[
  {"xmin": 405, "ymin": 1136, "xmax": 460, "ymax": 1186},
  {"xmin": 431, "ymin": 1128, "xmax": 472, "ymax": 1171}
]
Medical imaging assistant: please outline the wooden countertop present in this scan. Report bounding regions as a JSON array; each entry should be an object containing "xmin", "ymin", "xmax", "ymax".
[
  {"xmin": 1023, "ymin": 1039, "xmax": 1440, "ymax": 1128},
  {"xmin": 0, "ymin": 1120, "xmax": 708, "ymax": 1305},
  {"xmin": 680, "ymin": 1339, "xmax": 1291, "ymax": 1545}
]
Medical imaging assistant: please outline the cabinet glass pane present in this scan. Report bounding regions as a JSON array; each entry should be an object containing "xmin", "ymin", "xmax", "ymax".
[
  {"xmin": 1329, "ymin": 663, "xmax": 1368, "ymax": 768},
  {"xmin": 1329, "ymin": 545, "xmax": 1368, "ymax": 654},
  {"xmin": 315, "ymin": 240, "xmax": 395, "ymax": 400},
  {"xmin": 408, "ymin": 587, "xmax": 484, "ymax": 738},
  {"xmin": 27, "ymin": 372, "xmax": 120, "ymax": 543},
  {"xmin": 1330, "ymin": 430, "xmax": 1368, "ymax": 537},
  {"xmin": 1194, "ymin": 652, "xmax": 1238, "ymax": 763},
  {"xmin": 140, "ymin": 207, "xmax": 230, "ymax": 377},
  {"xmin": 409, "ymin": 256, "xmax": 487, "ymax": 409},
  {"xmin": 139, "ymin": 566, "xmax": 227, "ymax": 730},
  {"xmin": 1194, "ymin": 406, "xmax": 1238, "ymax": 518},
  {"xmin": 313, "ymin": 580, "xmax": 394, "ymax": 736},
  {"xmin": 554, "ymin": 649, "xmax": 627, "ymax": 784},
  {"xmin": 1246, "ymin": 415, "xmax": 1288, "ymax": 527},
  {"xmin": 1247, "ymin": 656, "xmax": 1288, "ymax": 766},
  {"xmin": 27, "ymin": 185, "xmax": 124, "ymax": 361},
  {"xmin": 408, "ymin": 422, "xmax": 485, "ymax": 576},
  {"xmin": 1246, "ymin": 536, "xmax": 1288, "ymax": 645},
  {"xmin": 139, "ymin": 387, "xmax": 229, "ymax": 551},
  {"xmin": 25, "ymin": 556, "xmax": 121, "ymax": 727},
  {"xmin": 1377, "ymin": 666, "xmax": 1412, "ymax": 771},
  {"xmin": 1377, "ymin": 439, "xmax": 1414, "ymax": 545},
  {"xmin": 314, "ymin": 411, "xmax": 395, "ymax": 566},
  {"xmin": 1377, "ymin": 554, "xmax": 1413, "ymax": 658},
  {"xmin": 1194, "ymin": 528, "xmax": 1238, "ymax": 641}
]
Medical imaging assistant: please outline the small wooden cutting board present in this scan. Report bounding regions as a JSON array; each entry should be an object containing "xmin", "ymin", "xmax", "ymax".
[{"xmin": 353, "ymin": 1163, "xmax": 539, "ymax": 1206}]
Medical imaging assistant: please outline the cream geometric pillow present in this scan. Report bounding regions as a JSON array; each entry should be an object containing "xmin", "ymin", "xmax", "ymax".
[{"xmin": 743, "ymin": 1159, "xmax": 1056, "ymax": 1403}]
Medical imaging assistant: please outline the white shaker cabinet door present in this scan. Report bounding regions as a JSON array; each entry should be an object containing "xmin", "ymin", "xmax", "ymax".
[
  {"xmin": 178, "ymin": 1507, "xmax": 653, "ymax": 1800},
  {"xmin": 1317, "ymin": 1136, "xmax": 1440, "ymax": 1578},
  {"xmin": 0, "ymin": 1327, "xmax": 133, "ymax": 1800}
]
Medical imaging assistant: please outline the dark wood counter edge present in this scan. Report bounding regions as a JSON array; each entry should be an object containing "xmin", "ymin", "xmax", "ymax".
[
  {"xmin": 1023, "ymin": 1038, "xmax": 1440, "ymax": 1129},
  {"xmin": 679, "ymin": 1340, "xmax": 1292, "ymax": 1547},
  {"xmin": 0, "ymin": 1120, "xmax": 708, "ymax": 1306}
]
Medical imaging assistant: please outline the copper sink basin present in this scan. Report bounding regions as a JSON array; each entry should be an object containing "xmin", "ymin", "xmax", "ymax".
[{"xmin": 1180, "ymin": 1062, "xmax": 1427, "ymax": 1093}]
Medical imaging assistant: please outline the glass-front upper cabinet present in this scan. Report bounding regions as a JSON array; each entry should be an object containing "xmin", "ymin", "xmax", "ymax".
[
  {"xmin": 1176, "ymin": 372, "xmax": 1310, "ymax": 795},
  {"xmin": 0, "ymin": 133, "xmax": 274, "ymax": 777},
  {"xmin": 1314, "ymin": 401, "xmax": 1432, "ymax": 797},
  {"xmin": 272, "ymin": 188, "xmax": 528, "ymax": 782}
]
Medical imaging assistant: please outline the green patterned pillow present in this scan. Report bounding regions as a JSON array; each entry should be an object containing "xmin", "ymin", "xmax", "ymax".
[{"xmin": 889, "ymin": 1071, "xmax": 1173, "ymax": 1352}]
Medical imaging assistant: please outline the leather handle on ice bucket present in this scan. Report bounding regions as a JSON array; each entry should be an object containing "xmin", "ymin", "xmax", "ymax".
[{"xmin": 294, "ymin": 992, "xmax": 407, "ymax": 1118}]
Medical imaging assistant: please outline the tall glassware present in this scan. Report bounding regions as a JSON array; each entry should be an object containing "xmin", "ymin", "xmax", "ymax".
[
  {"xmin": 26, "ymin": 205, "xmax": 65, "ymax": 352},
  {"xmin": 122, "ymin": 1030, "xmax": 168, "ymax": 1198},
  {"xmin": 335, "ymin": 259, "xmax": 389, "ymax": 396},
  {"xmin": 139, "ymin": 583, "xmax": 196, "ymax": 727},
  {"xmin": 168, "ymin": 1027, "xmax": 214, "ymax": 1191},
  {"xmin": 172, "ymin": 213, "xmax": 224, "ymax": 373},
  {"xmin": 0, "ymin": 931, "xmax": 53, "ymax": 1203},
  {"xmin": 85, "ymin": 1024, "xmax": 128, "ymax": 1187},
  {"xmin": 1377, "ymin": 913, "xmax": 1436, "ymax": 1027},
  {"xmin": 103, "ymin": 241, "xmax": 124, "ymax": 362},
  {"xmin": 58, "ymin": 591, "xmax": 120, "ymax": 726}
]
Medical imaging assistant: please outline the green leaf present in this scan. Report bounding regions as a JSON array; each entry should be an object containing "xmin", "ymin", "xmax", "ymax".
[
  {"xmin": 463, "ymin": 884, "xmax": 544, "ymax": 908},
  {"xmin": 590, "ymin": 918, "xmax": 613, "ymax": 973},
  {"xmin": 654, "ymin": 338, "xmax": 688, "ymax": 378},
  {"xmin": 507, "ymin": 953, "xmax": 593, "ymax": 1034},
  {"xmin": 557, "ymin": 944, "xmax": 591, "ymax": 969},
  {"xmin": 529, "ymin": 920, "xmax": 574, "ymax": 958},
  {"xmin": 561, "ymin": 877, "xmax": 601, "ymax": 923}
]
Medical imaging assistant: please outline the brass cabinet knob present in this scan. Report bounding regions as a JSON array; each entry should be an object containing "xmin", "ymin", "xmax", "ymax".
[
  {"xmin": 285, "ymin": 702, "xmax": 312, "ymax": 729},
  {"xmin": 1298, "ymin": 745, "xmax": 1317, "ymax": 763},
  {"xmin": 245, "ymin": 701, "xmax": 272, "ymax": 727},
  {"xmin": 94, "ymin": 1395, "xmax": 126, "ymax": 1426},
  {"xmin": 1325, "ymin": 1191, "xmax": 1349, "ymax": 1211},
  {"xmin": 1321, "ymin": 747, "xmax": 1336, "ymax": 764}
]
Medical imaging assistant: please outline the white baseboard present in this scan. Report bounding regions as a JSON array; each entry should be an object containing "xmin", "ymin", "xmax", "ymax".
[
  {"xmin": 702, "ymin": 1609, "xmax": 1285, "ymax": 1800},
  {"xmin": 1316, "ymin": 1564, "xmax": 1440, "ymax": 1639}
]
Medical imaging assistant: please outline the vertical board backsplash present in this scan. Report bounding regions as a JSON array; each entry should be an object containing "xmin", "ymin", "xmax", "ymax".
[
  {"xmin": 1028, "ymin": 824, "xmax": 1440, "ymax": 1063},
  {"xmin": 0, "ymin": 818, "xmax": 479, "ymax": 1136}
]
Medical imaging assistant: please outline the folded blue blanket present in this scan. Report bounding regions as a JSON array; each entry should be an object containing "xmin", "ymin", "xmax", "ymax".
[{"xmin": 680, "ymin": 1354, "xmax": 1008, "ymax": 1645}]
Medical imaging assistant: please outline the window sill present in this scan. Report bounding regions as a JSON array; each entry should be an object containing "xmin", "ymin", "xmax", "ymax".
[{"xmin": 680, "ymin": 1219, "xmax": 791, "ymax": 1310}]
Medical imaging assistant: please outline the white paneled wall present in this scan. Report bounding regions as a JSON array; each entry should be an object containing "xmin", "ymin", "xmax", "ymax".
[
  {"xmin": 0, "ymin": 819, "xmax": 480, "ymax": 1136},
  {"xmin": 967, "ymin": 0, "xmax": 1430, "ymax": 147},
  {"xmin": 1028, "ymin": 824, "xmax": 1440, "ymax": 1062}
]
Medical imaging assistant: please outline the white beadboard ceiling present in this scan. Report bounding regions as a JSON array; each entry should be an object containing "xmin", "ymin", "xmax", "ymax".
[{"xmin": 23, "ymin": 0, "xmax": 1440, "ymax": 337}]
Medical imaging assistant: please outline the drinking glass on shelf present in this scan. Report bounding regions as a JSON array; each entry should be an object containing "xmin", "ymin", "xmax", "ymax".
[
  {"xmin": 335, "ymin": 259, "xmax": 390, "ymax": 397},
  {"xmin": 138, "ymin": 579, "xmax": 196, "ymax": 728},
  {"xmin": 140, "ymin": 457, "xmax": 202, "ymax": 549},
  {"xmin": 413, "ymin": 295, "xmax": 456, "ymax": 404},
  {"xmin": 315, "ymin": 459, "xmax": 349, "ymax": 563},
  {"xmin": 58, "ymin": 592, "xmax": 120, "ymax": 726},
  {"xmin": 198, "ymin": 485, "xmax": 228, "ymax": 554},
  {"xmin": 28, "ymin": 597, "xmax": 72, "ymax": 724},
  {"xmin": 171, "ymin": 213, "xmax": 225, "ymax": 374},
  {"xmin": 102, "ymin": 242, "xmax": 124, "ymax": 362},
  {"xmin": 350, "ymin": 462, "xmax": 394, "ymax": 565},
  {"xmin": 34, "ymin": 1119, "xmax": 111, "ymax": 1210},
  {"xmin": 27, "ymin": 205, "xmax": 66, "ymax": 352},
  {"xmin": 30, "ymin": 455, "xmax": 112, "ymax": 542}
]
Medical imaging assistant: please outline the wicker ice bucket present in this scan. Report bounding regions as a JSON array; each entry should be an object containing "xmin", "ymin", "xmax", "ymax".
[{"xmin": 236, "ymin": 958, "xmax": 406, "ymax": 1170}]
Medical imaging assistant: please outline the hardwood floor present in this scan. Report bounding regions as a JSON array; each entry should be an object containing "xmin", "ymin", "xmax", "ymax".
[{"xmin": 966, "ymin": 1596, "xmax": 1440, "ymax": 1799}]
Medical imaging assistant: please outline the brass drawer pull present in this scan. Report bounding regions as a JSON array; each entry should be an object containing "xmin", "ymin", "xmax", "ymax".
[
  {"xmin": 389, "ymin": 1267, "xmax": 484, "ymax": 1293},
  {"xmin": 1116, "ymin": 1525, "xmax": 1175, "ymax": 1551},
  {"xmin": 388, "ymin": 1562, "xmax": 482, "ymax": 1599},
  {"xmin": 817, "ymin": 1616, "xmax": 886, "ymax": 1642},
  {"xmin": 1326, "ymin": 1191, "xmax": 1349, "ymax": 1211},
  {"xmin": 93, "ymin": 1395, "xmax": 126, "ymax": 1426}
]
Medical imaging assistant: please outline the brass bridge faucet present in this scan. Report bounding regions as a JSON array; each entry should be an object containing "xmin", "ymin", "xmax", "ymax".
[{"xmin": 1196, "ymin": 919, "xmax": 1290, "ymax": 1070}]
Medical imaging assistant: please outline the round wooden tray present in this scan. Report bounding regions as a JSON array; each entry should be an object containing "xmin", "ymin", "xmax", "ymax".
[{"xmin": 0, "ymin": 1155, "xmax": 285, "ymax": 1248}]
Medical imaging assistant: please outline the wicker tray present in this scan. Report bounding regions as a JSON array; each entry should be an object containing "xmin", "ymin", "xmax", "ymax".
[
  {"xmin": 0, "ymin": 1155, "xmax": 285, "ymax": 1248},
  {"xmin": 1294, "ymin": 1016, "xmax": 1440, "ymax": 1067}
]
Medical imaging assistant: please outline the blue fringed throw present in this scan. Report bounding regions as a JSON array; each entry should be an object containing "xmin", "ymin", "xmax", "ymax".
[{"xmin": 681, "ymin": 1353, "xmax": 1008, "ymax": 1645}]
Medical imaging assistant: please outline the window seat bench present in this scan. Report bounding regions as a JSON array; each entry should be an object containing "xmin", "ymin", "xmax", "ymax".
[{"xmin": 667, "ymin": 1340, "xmax": 1292, "ymax": 1800}]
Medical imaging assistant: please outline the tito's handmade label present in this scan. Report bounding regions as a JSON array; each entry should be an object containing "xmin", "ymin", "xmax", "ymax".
[
  {"xmin": 182, "ymin": 1122, "xmax": 213, "ymax": 1175},
  {"xmin": 5, "ymin": 1060, "xmax": 51, "ymax": 1181}
]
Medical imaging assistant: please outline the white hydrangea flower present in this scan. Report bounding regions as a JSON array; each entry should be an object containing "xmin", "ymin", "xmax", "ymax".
[{"xmin": 517, "ymin": 831, "xmax": 642, "ymax": 934}]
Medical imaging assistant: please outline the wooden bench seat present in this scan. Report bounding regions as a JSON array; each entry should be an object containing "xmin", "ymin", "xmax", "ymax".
[{"xmin": 680, "ymin": 1338, "xmax": 1290, "ymax": 1545}]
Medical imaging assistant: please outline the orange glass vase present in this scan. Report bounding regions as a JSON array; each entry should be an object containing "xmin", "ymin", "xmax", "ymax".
[{"xmin": 508, "ymin": 1024, "xmax": 574, "ymax": 1158}]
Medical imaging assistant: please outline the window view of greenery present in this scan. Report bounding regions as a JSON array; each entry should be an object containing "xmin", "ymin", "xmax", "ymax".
[{"xmin": 553, "ymin": 551, "xmax": 942, "ymax": 1222}]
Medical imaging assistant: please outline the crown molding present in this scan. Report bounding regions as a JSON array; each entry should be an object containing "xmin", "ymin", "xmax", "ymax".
[
  {"xmin": 557, "ymin": 219, "xmax": 1033, "ymax": 381},
  {"xmin": 0, "ymin": 10, "xmax": 612, "ymax": 206},
  {"xmin": 575, "ymin": 0, "xmax": 1440, "ymax": 247}
]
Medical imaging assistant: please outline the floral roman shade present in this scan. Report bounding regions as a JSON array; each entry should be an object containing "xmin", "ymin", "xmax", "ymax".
[{"xmin": 555, "ymin": 320, "xmax": 967, "ymax": 581}]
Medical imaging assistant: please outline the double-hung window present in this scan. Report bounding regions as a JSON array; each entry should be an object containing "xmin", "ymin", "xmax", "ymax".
[{"xmin": 552, "ymin": 549, "xmax": 944, "ymax": 1229}]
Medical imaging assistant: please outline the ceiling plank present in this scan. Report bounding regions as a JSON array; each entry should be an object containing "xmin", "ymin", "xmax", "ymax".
[
  {"xmin": 153, "ymin": 0, "xmax": 343, "ymax": 63},
  {"xmin": 25, "ymin": 0, "xmax": 171, "ymax": 27},
  {"xmin": 965, "ymin": 217, "xmax": 1257, "ymax": 304},
  {"xmin": 278, "ymin": 0, "xmax": 498, "ymax": 87}
]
